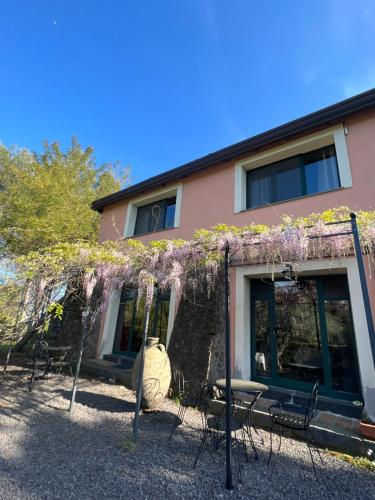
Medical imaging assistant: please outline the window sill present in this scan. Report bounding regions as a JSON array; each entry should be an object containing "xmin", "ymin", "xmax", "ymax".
[
  {"xmin": 125, "ymin": 226, "xmax": 178, "ymax": 239},
  {"xmin": 238, "ymin": 186, "xmax": 349, "ymax": 214}
]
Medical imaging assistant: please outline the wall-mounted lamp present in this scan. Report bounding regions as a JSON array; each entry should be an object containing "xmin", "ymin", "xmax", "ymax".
[{"xmin": 281, "ymin": 263, "xmax": 294, "ymax": 281}]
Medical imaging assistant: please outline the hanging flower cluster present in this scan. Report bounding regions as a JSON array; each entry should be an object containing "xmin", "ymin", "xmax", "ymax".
[{"xmin": 5, "ymin": 206, "xmax": 375, "ymax": 335}]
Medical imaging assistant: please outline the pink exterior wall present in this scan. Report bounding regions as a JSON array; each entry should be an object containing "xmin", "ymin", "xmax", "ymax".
[
  {"xmin": 97, "ymin": 110, "xmax": 375, "ymax": 375},
  {"xmin": 98, "ymin": 110, "xmax": 375, "ymax": 245}
]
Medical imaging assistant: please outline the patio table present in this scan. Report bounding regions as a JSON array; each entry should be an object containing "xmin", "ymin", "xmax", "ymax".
[
  {"xmin": 215, "ymin": 379, "xmax": 269, "ymax": 459},
  {"xmin": 29, "ymin": 345, "xmax": 74, "ymax": 391},
  {"xmin": 215, "ymin": 379, "xmax": 268, "ymax": 393}
]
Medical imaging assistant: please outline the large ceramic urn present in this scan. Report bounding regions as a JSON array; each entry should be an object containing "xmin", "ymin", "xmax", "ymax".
[{"xmin": 132, "ymin": 337, "xmax": 171, "ymax": 411}]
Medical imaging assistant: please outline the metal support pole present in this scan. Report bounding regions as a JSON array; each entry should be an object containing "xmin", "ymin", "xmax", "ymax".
[
  {"xmin": 132, "ymin": 303, "xmax": 151, "ymax": 442},
  {"xmin": 69, "ymin": 304, "xmax": 90, "ymax": 412},
  {"xmin": 224, "ymin": 241, "xmax": 233, "ymax": 490},
  {"xmin": 350, "ymin": 212, "xmax": 375, "ymax": 369}
]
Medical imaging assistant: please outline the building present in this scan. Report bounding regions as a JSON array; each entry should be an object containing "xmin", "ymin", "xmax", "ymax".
[{"xmin": 91, "ymin": 89, "xmax": 375, "ymax": 420}]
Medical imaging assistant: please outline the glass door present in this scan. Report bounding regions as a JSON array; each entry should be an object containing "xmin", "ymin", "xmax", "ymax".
[
  {"xmin": 251, "ymin": 275, "xmax": 361, "ymax": 400},
  {"xmin": 113, "ymin": 287, "xmax": 170, "ymax": 357},
  {"xmin": 273, "ymin": 279, "xmax": 325, "ymax": 386}
]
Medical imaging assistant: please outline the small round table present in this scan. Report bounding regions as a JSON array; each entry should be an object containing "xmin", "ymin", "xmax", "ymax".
[
  {"xmin": 215, "ymin": 379, "xmax": 268, "ymax": 393},
  {"xmin": 215, "ymin": 378, "xmax": 269, "ymax": 459}
]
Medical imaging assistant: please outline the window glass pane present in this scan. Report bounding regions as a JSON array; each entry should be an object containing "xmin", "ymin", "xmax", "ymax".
[
  {"xmin": 134, "ymin": 199, "xmax": 167, "ymax": 235},
  {"xmin": 120, "ymin": 301, "xmax": 133, "ymax": 351},
  {"xmin": 254, "ymin": 300, "xmax": 271, "ymax": 377},
  {"xmin": 322, "ymin": 275, "xmax": 350, "ymax": 299},
  {"xmin": 165, "ymin": 198, "xmax": 176, "ymax": 228},
  {"xmin": 247, "ymin": 168, "xmax": 272, "ymax": 208},
  {"xmin": 304, "ymin": 145, "xmax": 340, "ymax": 194},
  {"xmin": 275, "ymin": 157, "xmax": 303, "ymax": 202},
  {"xmin": 325, "ymin": 300, "xmax": 360, "ymax": 394},
  {"xmin": 150, "ymin": 200, "xmax": 166, "ymax": 232},
  {"xmin": 134, "ymin": 205, "xmax": 152, "ymax": 235},
  {"xmin": 129, "ymin": 294, "xmax": 157, "ymax": 353},
  {"xmin": 274, "ymin": 280, "xmax": 324, "ymax": 384},
  {"xmin": 113, "ymin": 297, "xmax": 134, "ymax": 353},
  {"xmin": 155, "ymin": 300, "xmax": 170, "ymax": 346},
  {"xmin": 114, "ymin": 286, "xmax": 171, "ymax": 355}
]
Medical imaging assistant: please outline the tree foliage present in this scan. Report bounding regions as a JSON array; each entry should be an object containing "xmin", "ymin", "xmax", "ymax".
[{"xmin": 0, "ymin": 138, "xmax": 123, "ymax": 256}]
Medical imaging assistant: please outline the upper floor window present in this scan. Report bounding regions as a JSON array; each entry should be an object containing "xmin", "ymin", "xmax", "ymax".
[
  {"xmin": 246, "ymin": 145, "xmax": 340, "ymax": 209},
  {"xmin": 134, "ymin": 197, "xmax": 176, "ymax": 236}
]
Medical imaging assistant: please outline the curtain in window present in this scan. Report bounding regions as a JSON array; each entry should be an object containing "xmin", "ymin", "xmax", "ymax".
[
  {"xmin": 249, "ymin": 170, "xmax": 272, "ymax": 207},
  {"xmin": 134, "ymin": 205, "xmax": 152, "ymax": 235},
  {"xmin": 317, "ymin": 152, "xmax": 339, "ymax": 192},
  {"xmin": 305, "ymin": 147, "xmax": 340, "ymax": 194},
  {"xmin": 134, "ymin": 200, "xmax": 167, "ymax": 235}
]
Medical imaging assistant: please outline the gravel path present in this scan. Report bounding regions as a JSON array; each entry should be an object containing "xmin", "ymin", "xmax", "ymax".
[{"xmin": 0, "ymin": 370, "xmax": 373, "ymax": 500}]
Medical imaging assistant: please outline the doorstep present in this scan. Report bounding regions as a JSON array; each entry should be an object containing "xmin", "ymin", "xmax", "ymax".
[
  {"xmin": 81, "ymin": 358, "xmax": 133, "ymax": 388},
  {"xmin": 102, "ymin": 353, "xmax": 135, "ymax": 369}
]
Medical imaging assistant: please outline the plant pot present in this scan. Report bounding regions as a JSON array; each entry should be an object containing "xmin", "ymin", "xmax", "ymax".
[
  {"xmin": 132, "ymin": 337, "xmax": 171, "ymax": 412},
  {"xmin": 359, "ymin": 421, "xmax": 375, "ymax": 441}
]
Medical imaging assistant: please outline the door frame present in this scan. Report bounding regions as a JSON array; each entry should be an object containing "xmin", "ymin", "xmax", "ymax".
[
  {"xmin": 250, "ymin": 275, "xmax": 362, "ymax": 400},
  {"xmin": 233, "ymin": 258, "xmax": 375, "ymax": 406}
]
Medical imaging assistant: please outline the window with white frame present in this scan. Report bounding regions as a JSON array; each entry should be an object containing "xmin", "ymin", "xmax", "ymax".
[
  {"xmin": 123, "ymin": 184, "xmax": 182, "ymax": 238},
  {"xmin": 134, "ymin": 196, "xmax": 176, "ymax": 236},
  {"xmin": 234, "ymin": 125, "xmax": 352, "ymax": 213},
  {"xmin": 246, "ymin": 145, "xmax": 340, "ymax": 209}
]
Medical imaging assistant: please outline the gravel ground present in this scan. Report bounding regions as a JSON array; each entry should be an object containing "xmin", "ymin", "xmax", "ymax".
[{"xmin": 0, "ymin": 369, "xmax": 374, "ymax": 500}]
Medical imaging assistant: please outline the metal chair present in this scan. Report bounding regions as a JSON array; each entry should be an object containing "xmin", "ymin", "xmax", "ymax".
[
  {"xmin": 193, "ymin": 383, "xmax": 224, "ymax": 467},
  {"xmin": 26, "ymin": 340, "xmax": 51, "ymax": 392},
  {"xmin": 267, "ymin": 381, "xmax": 323, "ymax": 478},
  {"xmin": 168, "ymin": 364, "xmax": 203, "ymax": 443},
  {"xmin": 232, "ymin": 391, "xmax": 263, "ymax": 460},
  {"xmin": 49, "ymin": 346, "xmax": 75, "ymax": 377}
]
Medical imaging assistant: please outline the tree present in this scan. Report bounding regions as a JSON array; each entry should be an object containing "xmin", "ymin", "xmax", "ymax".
[{"xmin": 0, "ymin": 138, "xmax": 124, "ymax": 256}]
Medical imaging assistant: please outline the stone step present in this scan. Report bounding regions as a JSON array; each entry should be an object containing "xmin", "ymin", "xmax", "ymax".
[
  {"xmin": 81, "ymin": 359, "xmax": 133, "ymax": 388},
  {"xmin": 103, "ymin": 354, "xmax": 135, "ymax": 369},
  {"xmin": 209, "ymin": 398, "xmax": 374, "ymax": 458}
]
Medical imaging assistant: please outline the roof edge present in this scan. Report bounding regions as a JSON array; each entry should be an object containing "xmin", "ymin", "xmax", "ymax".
[{"xmin": 93, "ymin": 88, "xmax": 375, "ymax": 213}]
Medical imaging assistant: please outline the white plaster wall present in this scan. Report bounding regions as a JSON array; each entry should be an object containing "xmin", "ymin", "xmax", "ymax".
[{"xmin": 98, "ymin": 288, "xmax": 122, "ymax": 357}]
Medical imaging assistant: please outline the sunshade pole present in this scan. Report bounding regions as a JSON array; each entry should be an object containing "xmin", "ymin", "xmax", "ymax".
[
  {"xmin": 132, "ymin": 302, "xmax": 151, "ymax": 441},
  {"xmin": 224, "ymin": 240, "xmax": 233, "ymax": 490}
]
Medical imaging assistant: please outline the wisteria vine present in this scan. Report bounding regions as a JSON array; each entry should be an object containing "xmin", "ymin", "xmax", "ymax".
[{"xmin": 2, "ymin": 206, "xmax": 375, "ymax": 342}]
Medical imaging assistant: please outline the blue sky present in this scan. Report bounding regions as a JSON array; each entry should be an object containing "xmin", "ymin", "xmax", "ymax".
[{"xmin": 1, "ymin": 1, "xmax": 375, "ymax": 186}]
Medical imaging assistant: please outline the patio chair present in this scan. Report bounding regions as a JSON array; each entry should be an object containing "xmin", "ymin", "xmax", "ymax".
[
  {"xmin": 49, "ymin": 346, "xmax": 75, "ymax": 377},
  {"xmin": 26, "ymin": 339, "xmax": 51, "ymax": 392},
  {"xmin": 193, "ymin": 383, "xmax": 223, "ymax": 467},
  {"xmin": 168, "ymin": 364, "xmax": 203, "ymax": 443},
  {"xmin": 267, "ymin": 381, "xmax": 323, "ymax": 478},
  {"xmin": 232, "ymin": 391, "xmax": 264, "ymax": 460}
]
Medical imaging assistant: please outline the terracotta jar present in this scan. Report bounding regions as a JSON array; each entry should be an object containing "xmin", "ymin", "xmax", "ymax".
[{"xmin": 132, "ymin": 337, "xmax": 171, "ymax": 411}]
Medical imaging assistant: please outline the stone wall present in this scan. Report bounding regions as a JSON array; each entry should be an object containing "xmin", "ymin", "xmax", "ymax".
[
  {"xmin": 48, "ymin": 272, "xmax": 226, "ymax": 377},
  {"xmin": 46, "ymin": 284, "xmax": 102, "ymax": 359},
  {"xmin": 167, "ymin": 272, "xmax": 225, "ymax": 394}
]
